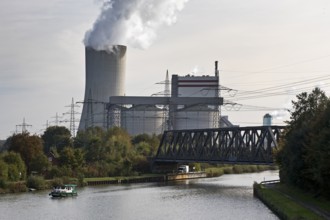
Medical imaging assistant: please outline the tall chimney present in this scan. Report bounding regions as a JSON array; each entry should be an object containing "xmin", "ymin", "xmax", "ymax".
[
  {"xmin": 215, "ymin": 61, "xmax": 219, "ymax": 77},
  {"xmin": 78, "ymin": 45, "xmax": 127, "ymax": 130}
]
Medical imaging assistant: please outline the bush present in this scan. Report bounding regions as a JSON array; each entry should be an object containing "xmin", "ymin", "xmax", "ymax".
[
  {"xmin": 0, "ymin": 160, "xmax": 8, "ymax": 181},
  {"xmin": 0, "ymin": 178, "xmax": 7, "ymax": 189},
  {"xmin": 223, "ymin": 167, "xmax": 233, "ymax": 174},
  {"xmin": 8, "ymin": 182, "xmax": 27, "ymax": 193},
  {"xmin": 49, "ymin": 178, "xmax": 63, "ymax": 187},
  {"xmin": 46, "ymin": 166, "xmax": 62, "ymax": 179},
  {"xmin": 233, "ymin": 165, "xmax": 244, "ymax": 174},
  {"xmin": 26, "ymin": 175, "xmax": 46, "ymax": 190},
  {"xmin": 206, "ymin": 167, "xmax": 224, "ymax": 177},
  {"xmin": 7, "ymin": 165, "xmax": 20, "ymax": 181},
  {"xmin": 244, "ymin": 165, "xmax": 258, "ymax": 173}
]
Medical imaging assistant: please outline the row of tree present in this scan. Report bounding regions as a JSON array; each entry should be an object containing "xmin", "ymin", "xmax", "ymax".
[
  {"xmin": 276, "ymin": 88, "xmax": 330, "ymax": 198},
  {"xmin": 0, "ymin": 126, "xmax": 161, "ymax": 184}
]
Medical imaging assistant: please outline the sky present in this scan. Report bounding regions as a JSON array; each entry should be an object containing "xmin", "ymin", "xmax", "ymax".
[{"xmin": 1, "ymin": 0, "xmax": 330, "ymax": 139}]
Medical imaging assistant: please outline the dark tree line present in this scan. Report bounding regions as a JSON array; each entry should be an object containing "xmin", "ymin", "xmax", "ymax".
[
  {"xmin": 0, "ymin": 126, "xmax": 160, "ymax": 185},
  {"xmin": 276, "ymin": 88, "xmax": 330, "ymax": 198}
]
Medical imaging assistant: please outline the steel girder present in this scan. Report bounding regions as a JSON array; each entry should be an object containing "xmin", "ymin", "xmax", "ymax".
[{"xmin": 154, "ymin": 126, "xmax": 285, "ymax": 164}]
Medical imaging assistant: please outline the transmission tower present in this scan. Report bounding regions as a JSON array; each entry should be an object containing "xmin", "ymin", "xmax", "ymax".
[
  {"xmin": 51, "ymin": 112, "xmax": 62, "ymax": 126},
  {"xmin": 16, "ymin": 118, "xmax": 32, "ymax": 134},
  {"xmin": 63, "ymin": 98, "xmax": 80, "ymax": 137},
  {"xmin": 163, "ymin": 70, "xmax": 171, "ymax": 131},
  {"xmin": 77, "ymin": 90, "xmax": 107, "ymax": 129}
]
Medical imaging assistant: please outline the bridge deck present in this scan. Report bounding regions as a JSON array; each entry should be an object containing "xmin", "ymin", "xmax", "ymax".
[{"xmin": 154, "ymin": 126, "xmax": 285, "ymax": 165}]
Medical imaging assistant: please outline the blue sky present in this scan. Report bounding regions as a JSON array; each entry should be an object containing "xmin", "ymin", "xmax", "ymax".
[{"xmin": 1, "ymin": 0, "xmax": 330, "ymax": 139}]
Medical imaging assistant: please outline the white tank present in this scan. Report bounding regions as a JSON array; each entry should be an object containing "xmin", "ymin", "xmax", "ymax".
[
  {"xmin": 79, "ymin": 45, "xmax": 126, "ymax": 130},
  {"xmin": 263, "ymin": 113, "xmax": 272, "ymax": 126},
  {"xmin": 121, "ymin": 105, "xmax": 163, "ymax": 135},
  {"xmin": 175, "ymin": 106, "xmax": 215, "ymax": 130}
]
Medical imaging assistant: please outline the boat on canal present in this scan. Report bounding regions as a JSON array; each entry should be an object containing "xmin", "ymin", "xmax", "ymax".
[{"xmin": 49, "ymin": 184, "xmax": 78, "ymax": 197}]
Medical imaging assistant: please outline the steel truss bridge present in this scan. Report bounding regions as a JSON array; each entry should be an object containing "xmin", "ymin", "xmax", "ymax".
[{"xmin": 154, "ymin": 126, "xmax": 285, "ymax": 165}]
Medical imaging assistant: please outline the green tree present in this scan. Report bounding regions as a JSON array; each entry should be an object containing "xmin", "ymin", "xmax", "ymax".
[
  {"xmin": 29, "ymin": 153, "xmax": 50, "ymax": 174},
  {"xmin": 304, "ymin": 100, "xmax": 330, "ymax": 197},
  {"xmin": 42, "ymin": 126, "xmax": 72, "ymax": 153},
  {"xmin": 0, "ymin": 159, "xmax": 8, "ymax": 181},
  {"xmin": 6, "ymin": 133, "xmax": 46, "ymax": 174},
  {"xmin": 132, "ymin": 133, "xmax": 160, "ymax": 156},
  {"xmin": 59, "ymin": 147, "xmax": 85, "ymax": 170},
  {"xmin": 74, "ymin": 126, "xmax": 105, "ymax": 148},
  {"xmin": 1, "ymin": 151, "xmax": 26, "ymax": 181},
  {"xmin": 85, "ymin": 137, "xmax": 107, "ymax": 162},
  {"xmin": 276, "ymin": 88, "xmax": 328, "ymax": 189},
  {"xmin": 134, "ymin": 141, "xmax": 152, "ymax": 156}
]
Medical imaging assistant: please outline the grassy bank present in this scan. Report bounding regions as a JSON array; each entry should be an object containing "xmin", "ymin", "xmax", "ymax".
[
  {"xmin": 0, "ymin": 176, "xmax": 81, "ymax": 193},
  {"xmin": 84, "ymin": 174, "xmax": 165, "ymax": 185},
  {"xmin": 254, "ymin": 182, "xmax": 330, "ymax": 219},
  {"xmin": 0, "ymin": 165, "xmax": 276, "ymax": 193},
  {"xmin": 204, "ymin": 164, "xmax": 277, "ymax": 177}
]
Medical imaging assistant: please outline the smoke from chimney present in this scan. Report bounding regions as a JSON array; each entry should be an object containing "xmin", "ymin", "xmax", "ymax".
[{"xmin": 84, "ymin": 0, "xmax": 190, "ymax": 51}]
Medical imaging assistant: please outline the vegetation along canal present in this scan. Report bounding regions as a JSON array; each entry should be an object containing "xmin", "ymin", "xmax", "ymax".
[{"xmin": 0, "ymin": 171, "xmax": 279, "ymax": 220}]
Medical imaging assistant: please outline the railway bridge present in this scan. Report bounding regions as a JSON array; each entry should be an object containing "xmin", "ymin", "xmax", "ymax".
[{"xmin": 153, "ymin": 126, "xmax": 285, "ymax": 169}]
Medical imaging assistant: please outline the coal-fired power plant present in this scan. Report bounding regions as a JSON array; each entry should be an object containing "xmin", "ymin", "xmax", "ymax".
[
  {"xmin": 78, "ymin": 44, "xmax": 227, "ymax": 135},
  {"xmin": 76, "ymin": 0, "xmax": 227, "ymax": 135},
  {"xmin": 78, "ymin": 45, "xmax": 127, "ymax": 131}
]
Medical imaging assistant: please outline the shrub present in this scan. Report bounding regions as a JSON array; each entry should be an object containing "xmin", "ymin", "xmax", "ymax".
[
  {"xmin": 0, "ymin": 160, "xmax": 8, "ymax": 181},
  {"xmin": 245, "ymin": 165, "xmax": 258, "ymax": 173},
  {"xmin": 46, "ymin": 166, "xmax": 62, "ymax": 179},
  {"xmin": 223, "ymin": 167, "xmax": 233, "ymax": 174},
  {"xmin": 0, "ymin": 178, "xmax": 7, "ymax": 189},
  {"xmin": 49, "ymin": 178, "xmax": 63, "ymax": 187},
  {"xmin": 8, "ymin": 182, "xmax": 27, "ymax": 193},
  {"xmin": 233, "ymin": 165, "xmax": 244, "ymax": 174},
  {"xmin": 206, "ymin": 168, "xmax": 224, "ymax": 177},
  {"xmin": 26, "ymin": 175, "xmax": 46, "ymax": 190},
  {"xmin": 7, "ymin": 165, "xmax": 20, "ymax": 181}
]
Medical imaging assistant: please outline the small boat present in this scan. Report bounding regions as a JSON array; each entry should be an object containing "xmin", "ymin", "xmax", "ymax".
[{"xmin": 49, "ymin": 184, "xmax": 78, "ymax": 197}]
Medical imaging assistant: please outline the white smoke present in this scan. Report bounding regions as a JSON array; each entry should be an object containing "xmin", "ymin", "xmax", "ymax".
[{"xmin": 84, "ymin": 0, "xmax": 190, "ymax": 51}]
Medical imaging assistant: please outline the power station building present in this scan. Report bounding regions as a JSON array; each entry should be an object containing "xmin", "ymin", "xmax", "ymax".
[{"xmin": 78, "ymin": 45, "xmax": 228, "ymax": 135}]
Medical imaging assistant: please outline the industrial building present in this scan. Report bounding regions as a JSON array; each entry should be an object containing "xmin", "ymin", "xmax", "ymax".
[{"xmin": 78, "ymin": 45, "xmax": 231, "ymax": 135}]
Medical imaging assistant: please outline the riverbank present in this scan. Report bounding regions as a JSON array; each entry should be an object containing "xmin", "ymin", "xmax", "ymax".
[
  {"xmin": 84, "ymin": 165, "xmax": 275, "ymax": 185},
  {"xmin": 253, "ymin": 181, "xmax": 330, "ymax": 219},
  {"xmin": 205, "ymin": 164, "xmax": 277, "ymax": 177},
  {"xmin": 0, "ymin": 165, "xmax": 277, "ymax": 193}
]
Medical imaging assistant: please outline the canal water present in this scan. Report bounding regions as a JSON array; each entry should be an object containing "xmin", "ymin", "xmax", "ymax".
[{"xmin": 0, "ymin": 171, "xmax": 279, "ymax": 220}]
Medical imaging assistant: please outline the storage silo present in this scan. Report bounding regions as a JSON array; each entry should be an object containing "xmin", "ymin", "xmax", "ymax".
[
  {"xmin": 121, "ymin": 105, "xmax": 163, "ymax": 135},
  {"xmin": 175, "ymin": 106, "xmax": 215, "ymax": 130},
  {"xmin": 78, "ymin": 45, "xmax": 126, "ymax": 131},
  {"xmin": 263, "ymin": 113, "xmax": 272, "ymax": 126}
]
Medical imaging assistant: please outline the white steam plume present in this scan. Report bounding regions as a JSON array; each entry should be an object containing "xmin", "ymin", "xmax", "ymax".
[{"xmin": 84, "ymin": 0, "xmax": 190, "ymax": 51}]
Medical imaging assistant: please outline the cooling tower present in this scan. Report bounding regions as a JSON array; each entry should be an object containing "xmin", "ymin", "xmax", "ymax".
[{"xmin": 78, "ymin": 45, "xmax": 127, "ymax": 131}]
